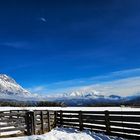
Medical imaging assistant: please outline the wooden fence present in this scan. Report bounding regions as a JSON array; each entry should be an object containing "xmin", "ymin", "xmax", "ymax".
[
  {"xmin": 0, "ymin": 110, "xmax": 27, "ymax": 137},
  {"xmin": 0, "ymin": 110, "xmax": 56, "ymax": 137},
  {"xmin": 56, "ymin": 110, "xmax": 140, "ymax": 139},
  {"xmin": 0, "ymin": 110, "xmax": 140, "ymax": 139},
  {"xmin": 26, "ymin": 110, "xmax": 56, "ymax": 135}
]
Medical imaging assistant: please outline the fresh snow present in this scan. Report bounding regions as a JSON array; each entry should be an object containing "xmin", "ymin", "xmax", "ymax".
[
  {"xmin": 0, "ymin": 127, "xmax": 123, "ymax": 140},
  {"xmin": 58, "ymin": 88, "xmax": 100, "ymax": 98},
  {"xmin": 0, "ymin": 74, "xmax": 30, "ymax": 96},
  {"xmin": 0, "ymin": 106, "xmax": 140, "ymax": 112}
]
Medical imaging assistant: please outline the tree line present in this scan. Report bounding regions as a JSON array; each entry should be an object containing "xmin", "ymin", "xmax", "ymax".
[{"xmin": 0, "ymin": 99, "xmax": 65, "ymax": 107}]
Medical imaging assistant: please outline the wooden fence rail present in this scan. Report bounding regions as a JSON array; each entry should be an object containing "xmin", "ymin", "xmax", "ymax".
[
  {"xmin": 0, "ymin": 109, "xmax": 140, "ymax": 139},
  {"xmin": 56, "ymin": 110, "xmax": 140, "ymax": 139}
]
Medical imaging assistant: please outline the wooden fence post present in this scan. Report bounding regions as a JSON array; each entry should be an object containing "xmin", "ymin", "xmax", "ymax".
[
  {"xmin": 32, "ymin": 111, "xmax": 36, "ymax": 135},
  {"xmin": 79, "ymin": 111, "xmax": 83, "ymax": 131},
  {"xmin": 26, "ymin": 111, "xmax": 31, "ymax": 135},
  {"xmin": 25, "ymin": 111, "xmax": 36, "ymax": 135},
  {"xmin": 10, "ymin": 110, "xmax": 12, "ymax": 120},
  {"xmin": 47, "ymin": 111, "xmax": 51, "ymax": 131},
  {"xmin": 54, "ymin": 111, "xmax": 57, "ymax": 128},
  {"xmin": 60, "ymin": 110, "xmax": 63, "ymax": 127},
  {"xmin": 17, "ymin": 110, "xmax": 20, "ymax": 120},
  {"xmin": 105, "ymin": 110, "xmax": 110, "ymax": 134},
  {"xmin": 41, "ymin": 111, "xmax": 44, "ymax": 134}
]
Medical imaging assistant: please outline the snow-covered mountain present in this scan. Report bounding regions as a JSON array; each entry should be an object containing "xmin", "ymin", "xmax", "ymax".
[
  {"xmin": 53, "ymin": 88, "xmax": 121, "ymax": 99},
  {"xmin": 47, "ymin": 88, "xmax": 123, "ymax": 106},
  {"xmin": 0, "ymin": 74, "xmax": 134, "ymax": 106},
  {"xmin": 0, "ymin": 74, "xmax": 139, "ymax": 106},
  {"xmin": 0, "ymin": 74, "xmax": 31, "ymax": 96},
  {"xmin": 60, "ymin": 89, "xmax": 101, "ymax": 98}
]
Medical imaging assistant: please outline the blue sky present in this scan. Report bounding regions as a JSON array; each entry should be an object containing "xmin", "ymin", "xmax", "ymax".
[{"xmin": 0, "ymin": 0, "xmax": 140, "ymax": 95}]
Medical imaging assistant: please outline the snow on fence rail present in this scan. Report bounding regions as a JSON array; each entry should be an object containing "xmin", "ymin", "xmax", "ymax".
[{"xmin": 0, "ymin": 110, "xmax": 140, "ymax": 139}]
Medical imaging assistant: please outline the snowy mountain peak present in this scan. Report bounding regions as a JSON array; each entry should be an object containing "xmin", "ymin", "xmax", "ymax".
[
  {"xmin": 0, "ymin": 74, "xmax": 31, "ymax": 96},
  {"xmin": 0, "ymin": 74, "xmax": 16, "ymax": 84},
  {"xmin": 60, "ymin": 88, "xmax": 102, "ymax": 98}
]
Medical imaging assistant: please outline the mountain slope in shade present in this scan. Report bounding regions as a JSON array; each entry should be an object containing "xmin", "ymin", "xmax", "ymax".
[{"xmin": 0, "ymin": 74, "xmax": 31, "ymax": 96}]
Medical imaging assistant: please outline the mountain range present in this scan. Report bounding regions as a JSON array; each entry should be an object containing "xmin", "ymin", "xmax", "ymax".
[
  {"xmin": 0, "ymin": 74, "xmax": 139, "ymax": 106},
  {"xmin": 47, "ymin": 89, "xmax": 123, "ymax": 106}
]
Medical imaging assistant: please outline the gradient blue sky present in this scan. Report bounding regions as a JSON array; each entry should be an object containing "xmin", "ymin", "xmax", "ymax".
[{"xmin": 0, "ymin": 0, "xmax": 140, "ymax": 94}]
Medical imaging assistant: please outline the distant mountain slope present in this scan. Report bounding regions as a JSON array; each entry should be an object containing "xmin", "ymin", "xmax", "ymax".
[
  {"xmin": 54, "ymin": 88, "xmax": 122, "ymax": 99},
  {"xmin": 0, "ymin": 74, "xmax": 31, "ymax": 96},
  {"xmin": 58, "ymin": 89, "xmax": 102, "ymax": 98},
  {"xmin": 47, "ymin": 89, "xmax": 123, "ymax": 106},
  {"xmin": 0, "ymin": 74, "xmax": 139, "ymax": 107}
]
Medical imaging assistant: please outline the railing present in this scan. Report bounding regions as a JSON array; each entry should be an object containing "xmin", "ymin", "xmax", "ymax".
[
  {"xmin": 56, "ymin": 110, "xmax": 140, "ymax": 139},
  {"xmin": 26, "ymin": 110, "xmax": 56, "ymax": 135},
  {"xmin": 0, "ymin": 110, "xmax": 56, "ymax": 137},
  {"xmin": 0, "ymin": 109, "xmax": 140, "ymax": 139},
  {"xmin": 0, "ymin": 110, "xmax": 27, "ymax": 137}
]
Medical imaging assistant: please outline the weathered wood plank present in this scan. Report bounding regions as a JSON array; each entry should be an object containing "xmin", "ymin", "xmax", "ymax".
[
  {"xmin": 110, "ymin": 127, "xmax": 140, "ymax": 135},
  {"xmin": 57, "ymin": 118, "xmax": 79, "ymax": 123},
  {"xmin": 109, "ymin": 116, "xmax": 140, "ymax": 122},
  {"xmin": 82, "ymin": 115, "xmax": 105, "ymax": 120},
  {"xmin": 109, "ymin": 111, "xmax": 140, "ymax": 115},
  {"xmin": 61, "ymin": 122, "xmax": 79, "ymax": 127},
  {"xmin": 110, "ymin": 122, "xmax": 140, "ymax": 129},
  {"xmin": 109, "ymin": 131, "xmax": 140, "ymax": 139},
  {"xmin": 57, "ymin": 114, "xmax": 79, "ymax": 118},
  {"xmin": 57, "ymin": 111, "xmax": 79, "ymax": 114},
  {"xmin": 82, "ymin": 119, "xmax": 105, "ymax": 125},
  {"xmin": 0, "ymin": 126, "xmax": 26, "ymax": 132},
  {"xmin": 82, "ymin": 111, "xmax": 105, "ymax": 114},
  {"xmin": 83, "ymin": 124, "xmax": 106, "ymax": 130}
]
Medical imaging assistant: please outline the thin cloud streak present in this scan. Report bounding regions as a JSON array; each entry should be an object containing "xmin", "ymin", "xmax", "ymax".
[
  {"xmin": 92, "ymin": 77, "xmax": 140, "ymax": 97},
  {"xmin": 29, "ymin": 68, "xmax": 140, "ymax": 96},
  {"xmin": 28, "ymin": 86, "xmax": 47, "ymax": 94},
  {"xmin": 40, "ymin": 17, "xmax": 47, "ymax": 22},
  {"xmin": 0, "ymin": 42, "xmax": 30, "ymax": 49}
]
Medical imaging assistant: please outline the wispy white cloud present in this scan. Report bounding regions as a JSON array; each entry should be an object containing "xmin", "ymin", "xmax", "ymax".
[
  {"xmin": 28, "ymin": 68, "xmax": 140, "ymax": 96},
  {"xmin": 0, "ymin": 41, "xmax": 30, "ymax": 49},
  {"xmin": 91, "ymin": 77, "xmax": 140, "ymax": 96},
  {"xmin": 28, "ymin": 86, "xmax": 47, "ymax": 94},
  {"xmin": 0, "ymin": 41, "xmax": 43, "ymax": 50},
  {"xmin": 40, "ymin": 17, "xmax": 47, "ymax": 22}
]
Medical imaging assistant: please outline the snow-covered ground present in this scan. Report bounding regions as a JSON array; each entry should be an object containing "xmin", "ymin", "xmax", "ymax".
[
  {"xmin": 0, "ymin": 106, "xmax": 140, "ymax": 111},
  {"xmin": 0, "ymin": 127, "xmax": 123, "ymax": 140}
]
